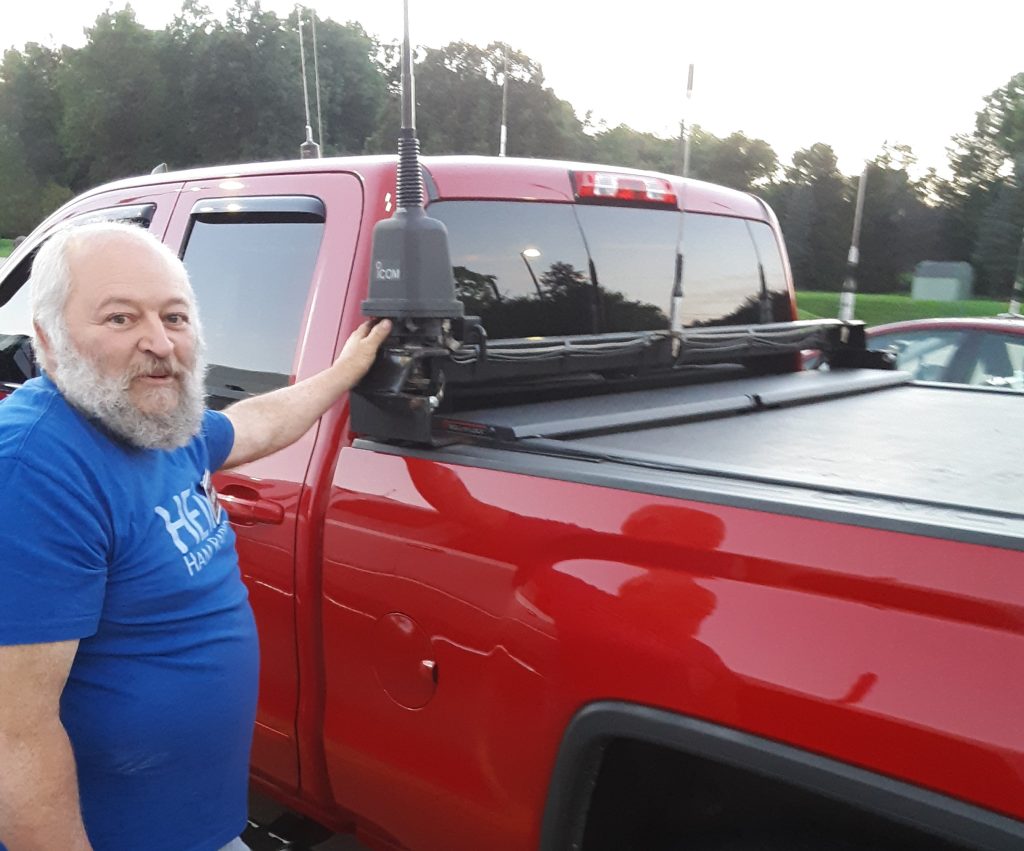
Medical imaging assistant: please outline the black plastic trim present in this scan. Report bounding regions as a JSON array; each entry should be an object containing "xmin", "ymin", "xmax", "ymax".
[
  {"xmin": 189, "ymin": 195, "xmax": 325, "ymax": 221},
  {"xmin": 71, "ymin": 202, "xmax": 157, "ymax": 227},
  {"xmin": 540, "ymin": 702, "xmax": 1024, "ymax": 851}
]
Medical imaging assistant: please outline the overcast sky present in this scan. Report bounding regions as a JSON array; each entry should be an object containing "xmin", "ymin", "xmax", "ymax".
[{"xmin": 5, "ymin": 1, "xmax": 1023, "ymax": 177}]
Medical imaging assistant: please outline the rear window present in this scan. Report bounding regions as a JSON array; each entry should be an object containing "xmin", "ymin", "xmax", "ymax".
[{"xmin": 429, "ymin": 200, "xmax": 791, "ymax": 340}]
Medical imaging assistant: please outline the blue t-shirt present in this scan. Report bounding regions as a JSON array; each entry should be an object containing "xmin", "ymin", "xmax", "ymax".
[{"xmin": 0, "ymin": 376, "xmax": 258, "ymax": 851}]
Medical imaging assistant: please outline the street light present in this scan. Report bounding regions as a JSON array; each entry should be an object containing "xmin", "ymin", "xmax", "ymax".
[{"xmin": 521, "ymin": 248, "xmax": 543, "ymax": 298}]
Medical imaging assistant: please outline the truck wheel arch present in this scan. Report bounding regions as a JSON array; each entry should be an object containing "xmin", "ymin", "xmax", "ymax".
[{"xmin": 540, "ymin": 701, "xmax": 1024, "ymax": 851}]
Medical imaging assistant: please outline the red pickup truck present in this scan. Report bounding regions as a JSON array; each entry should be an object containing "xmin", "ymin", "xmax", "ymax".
[{"xmin": 1, "ymin": 155, "xmax": 1021, "ymax": 851}]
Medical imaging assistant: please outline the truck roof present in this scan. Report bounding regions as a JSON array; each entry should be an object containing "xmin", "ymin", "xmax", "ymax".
[{"xmin": 67, "ymin": 154, "xmax": 769, "ymax": 221}]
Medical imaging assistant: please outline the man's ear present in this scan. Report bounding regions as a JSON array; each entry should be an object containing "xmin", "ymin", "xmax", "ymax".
[{"xmin": 33, "ymin": 322, "xmax": 54, "ymax": 372}]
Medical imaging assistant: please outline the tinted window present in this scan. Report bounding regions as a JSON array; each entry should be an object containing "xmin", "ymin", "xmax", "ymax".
[
  {"xmin": 431, "ymin": 200, "xmax": 790, "ymax": 340},
  {"xmin": 680, "ymin": 215, "xmax": 791, "ymax": 326},
  {"xmin": 181, "ymin": 216, "xmax": 324, "ymax": 408},
  {"xmin": 431, "ymin": 201, "xmax": 595, "ymax": 338},
  {"xmin": 574, "ymin": 205, "xmax": 677, "ymax": 332},
  {"xmin": 748, "ymin": 220, "xmax": 792, "ymax": 322}
]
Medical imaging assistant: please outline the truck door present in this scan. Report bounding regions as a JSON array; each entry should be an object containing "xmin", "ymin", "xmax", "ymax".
[{"xmin": 161, "ymin": 172, "xmax": 364, "ymax": 792}]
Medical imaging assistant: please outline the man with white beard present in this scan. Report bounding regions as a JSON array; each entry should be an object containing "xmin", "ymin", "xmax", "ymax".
[{"xmin": 0, "ymin": 222, "xmax": 391, "ymax": 851}]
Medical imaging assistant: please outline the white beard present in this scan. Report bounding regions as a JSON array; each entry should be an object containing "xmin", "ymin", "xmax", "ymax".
[{"xmin": 50, "ymin": 338, "xmax": 208, "ymax": 451}]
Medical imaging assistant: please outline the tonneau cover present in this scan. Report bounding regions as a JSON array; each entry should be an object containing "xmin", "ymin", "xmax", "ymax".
[{"xmin": 396, "ymin": 369, "xmax": 1024, "ymax": 550}]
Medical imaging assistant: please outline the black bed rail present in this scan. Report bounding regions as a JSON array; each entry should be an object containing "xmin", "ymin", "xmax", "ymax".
[{"xmin": 350, "ymin": 317, "xmax": 893, "ymax": 445}]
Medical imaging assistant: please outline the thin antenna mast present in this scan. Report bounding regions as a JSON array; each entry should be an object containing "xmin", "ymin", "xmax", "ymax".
[
  {"xmin": 839, "ymin": 164, "xmax": 868, "ymax": 321},
  {"xmin": 360, "ymin": 0, "xmax": 462, "ymax": 325},
  {"xmin": 297, "ymin": 6, "xmax": 320, "ymax": 159},
  {"xmin": 1007, "ymin": 225, "xmax": 1024, "ymax": 316},
  {"xmin": 499, "ymin": 45, "xmax": 509, "ymax": 157},
  {"xmin": 311, "ymin": 10, "xmax": 325, "ymax": 151},
  {"xmin": 681, "ymin": 63, "xmax": 695, "ymax": 178},
  {"xmin": 670, "ymin": 64, "xmax": 695, "ymax": 349}
]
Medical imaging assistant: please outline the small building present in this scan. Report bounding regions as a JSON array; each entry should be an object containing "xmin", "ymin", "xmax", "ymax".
[{"xmin": 911, "ymin": 261, "xmax": 974, "ymax": 301}]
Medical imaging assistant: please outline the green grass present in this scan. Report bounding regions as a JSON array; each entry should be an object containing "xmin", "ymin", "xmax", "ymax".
[
  {"xmin": 795, "ymin": 291, "xmax": 1010, "ymax": 327},
  {"xmin": 0, "ymin": 238, "xmax": 12, "ymax": 259}
]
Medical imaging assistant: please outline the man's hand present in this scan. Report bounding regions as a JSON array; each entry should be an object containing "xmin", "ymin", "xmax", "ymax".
[
  {"xmin": 329, "ymin": 319, "xmax": 393, "ymax": 389},
  {"xmin": 223, "ymin": 319, "xmax": 392, "ymax": 469}
]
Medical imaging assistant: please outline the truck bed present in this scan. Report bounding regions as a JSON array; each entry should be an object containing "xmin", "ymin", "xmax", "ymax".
[{"xmin": 358, "ymin": 369, "xmax": 1023, "ymax": 551}]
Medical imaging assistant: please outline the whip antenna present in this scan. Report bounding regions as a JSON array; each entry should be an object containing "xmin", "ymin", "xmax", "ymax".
[
  {"xmin": 361, "ymin": 0, "xmax": 462, "ymax": 326},
  {"xmin": 311, "ymin": 10, "xmax": 325, "ymax": 151},
  {"xmin": 680, "ymin": 63, "xmax": 694, "ymax": 178},
  {"xmin": 499, "ymin": 44, "xmax": 509, "ymax": 157},
  {"xmin": 297, "ymin": 6, "xmax": 320, "ymax": 159},
  {"xmin": 1005, "ymin": 224, "xmax": 1024, "ymax": 317},
  {"xmin": 839, "ymin": 164, "xmax": 868, "ymax": 321}
]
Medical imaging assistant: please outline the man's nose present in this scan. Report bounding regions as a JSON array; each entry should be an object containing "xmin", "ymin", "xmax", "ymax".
[{"xmin": 138, "ymin": 316, "xmax": 174, "ymax": 358}]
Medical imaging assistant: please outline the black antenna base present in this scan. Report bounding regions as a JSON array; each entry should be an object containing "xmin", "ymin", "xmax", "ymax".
[
  {"xmin": 361, "ymin": 206, "xmax": 464, "ymax": 320},
  {"xmin": 299, "ymin": 125, "xmax": 321, "ymax": 159}
]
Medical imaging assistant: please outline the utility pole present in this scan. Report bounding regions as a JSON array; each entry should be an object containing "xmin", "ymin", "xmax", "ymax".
[
  {"xmin": 499, "ymin": 45, "xmax": 509, "ymax": 157},
  {"xmin": 839, "ymin": 164, "xmax": 868, "ymax": 321}
]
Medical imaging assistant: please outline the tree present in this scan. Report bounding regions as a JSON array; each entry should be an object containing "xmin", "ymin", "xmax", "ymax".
[
  {"xmin": 975, "ymin": 72, "xmax": 1024, "ymax": 170},
  {"xmin": 588, "ymin": 124, "xmax": 677, "ymax": 173},
  {"xmin": 936, "ymin": 133, "xmax": 1002, "ymax": 263},
  {"xmin": 856, "ymin": 144, "xmax": 941, "ymax": 293},
  {"xmin": 762, "ymin": 143, "xmax": 852, "ymax": 291},
  {"xmin": 689, "ymin": 129, "xmax": 779, "ymax": 191},
  {"xmin": 59, "ymin": 8, "xmax": 177, "ymax": 188},
  {"xmin": 165, "ymin": 1, "xmax": 307, "ymax": 166},
  {"xmin": 366, "ymin": 41, "xmax": 586, "ymax": 159},
  {"xmin": 0, "ymin": 44, "xmax": 66, "ymax": 185},
  {"xmin": 971, "ymin": 169, "xmax": 1024, "ymax": 297},
  {"xmin": 302, "ymin": 16, "xmax": 387, "ymax": 155},
  {"xmin": 0, "ymin": 43, "xmax": 71, "ymax": 233},
  {"xmin": 0, "ymin": 122, "xmax": 41, "ymax": 234},
  {"xmin": 939, "ymin": 74, "xmax": 1024, "ymax": 295}
]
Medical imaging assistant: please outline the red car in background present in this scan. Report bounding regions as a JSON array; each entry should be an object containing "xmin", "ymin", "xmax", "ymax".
[{"xmin": 866, "ymin": 315, "xmax": 1024, "ymax": 391}]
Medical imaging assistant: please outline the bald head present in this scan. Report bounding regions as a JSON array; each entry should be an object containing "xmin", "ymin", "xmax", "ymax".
[
  {"xmin": 27, "ymin": 221, "xmax": 208, "ymax": 449},
  {"xmin": 30, "ymin": 222, "xmax": 198, "ymax": 369}
]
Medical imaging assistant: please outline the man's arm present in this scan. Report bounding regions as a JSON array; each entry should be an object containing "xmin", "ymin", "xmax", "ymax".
[
  {"xmin": 222, "ymin": 319, "xmax": 391, "ymax": 469},
  {"xmin": 0, "ymin": 640, "xmax": 92, "ymax": 851}
]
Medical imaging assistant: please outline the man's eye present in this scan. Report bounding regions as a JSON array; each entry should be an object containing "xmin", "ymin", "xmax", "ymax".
[
  {"xmin": 107, "ymin": 314, "xmax": 130, "ymax": 326},
  {"xmin": 165, "ymin": 313, "xmax": 189, "ymax": 325}
]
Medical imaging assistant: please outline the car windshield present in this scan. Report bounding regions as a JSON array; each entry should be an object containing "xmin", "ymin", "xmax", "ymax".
[
  {"xmin": 870, "ymin": 326, "xmax": 1024, "ymax": 391},
  {"xmin": 869, "ymin": 329, "xmax": 967, "ymax": 381}
]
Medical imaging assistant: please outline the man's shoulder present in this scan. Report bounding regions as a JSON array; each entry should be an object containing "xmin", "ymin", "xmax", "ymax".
[
  {"xmin": 200, "ymin": 408, "xmax": 235, "ymax": 472},
  {"xmin": 0, "ymin": 377, "xmax": 66, "ymax": 452},
  {"xmin": 0, "ymin": 378, "xmax": 108, "ymax": 475}
]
